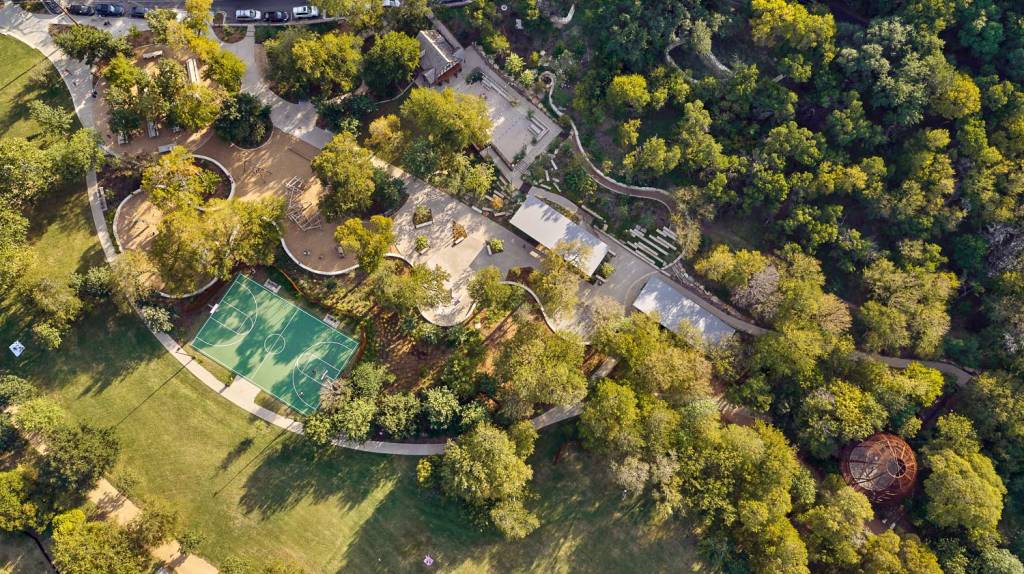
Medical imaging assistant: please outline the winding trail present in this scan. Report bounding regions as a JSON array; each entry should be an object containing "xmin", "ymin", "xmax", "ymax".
[{"xmin": 2, "ymin": 6, "xmax": 973, "ymax": 469}]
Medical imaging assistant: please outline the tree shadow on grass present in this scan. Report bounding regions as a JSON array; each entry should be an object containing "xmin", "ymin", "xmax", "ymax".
[
  {"xmin": 236, "ymin": 435, "xmax": 397, "ymax": 520},
  {"xmin": 335, "ymin": 422, "xmax": 704, "ymax": 574}
]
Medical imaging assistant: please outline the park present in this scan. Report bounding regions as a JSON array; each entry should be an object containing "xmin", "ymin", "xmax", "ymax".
[{"xmin": 1, "ymin": 0, "xmax": 1023, "ymax": 573}]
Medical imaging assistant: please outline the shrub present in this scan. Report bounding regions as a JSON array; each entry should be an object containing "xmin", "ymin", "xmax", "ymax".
[
  {"xmin": 413, "ymin": 205, "xmax": 432, "ymax": 225},
  {"xmin": 488, "ymin": 238, "xmax": 504, "ymax": 253},
  {"xmin": 415, "ymin": 235, "xmax": 429, "ymax": 253}
]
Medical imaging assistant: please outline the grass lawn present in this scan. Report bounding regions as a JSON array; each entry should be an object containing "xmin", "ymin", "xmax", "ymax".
[
  {"xmin": 0, "ymin": 35, "xmax": 81, "ymax": 139},
  {"xmin": 0, "ymin": 32, "xmax": 703, "ymax": 574},
  {"xmin": 0, "ymin": 532, "xmax": 53, "ymax": 574}
]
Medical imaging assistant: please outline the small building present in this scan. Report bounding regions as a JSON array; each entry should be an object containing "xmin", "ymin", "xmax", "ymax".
[
  {"xmin": 631, "ymin": 275, "xmax": 735, "ymax": 343},
  {"xmin": 841, "ymin": 433, "xmax": 918, "ymax": 506},
  {"xmin": 509, "ymin": 195, "xmax": 608, "ymax": 277},
  {"xmin": 418, "ymin": 29, "xmax": 463, "ymax": 85}
]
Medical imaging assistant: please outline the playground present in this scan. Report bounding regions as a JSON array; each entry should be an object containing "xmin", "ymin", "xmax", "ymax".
[{"xmin": 192, "ymin": 274, "xmax": 358, "ymax": 414}]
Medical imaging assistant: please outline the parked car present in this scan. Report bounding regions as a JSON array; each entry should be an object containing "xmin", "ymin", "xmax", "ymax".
[
  {"xmin": 234, "ymin": 9, "xmax": 261, "ymax": 20},
  {"xmin": 95, "ymin": 3, "xmax": 124, "ymax": 16},
  {"xmin": 67, "ymin": 4, "xmax": 95, "ymax": 15},
  {"xmin": 382, "ymin": 0, "xmax": 401, "ymax": 6},
  {"xmin": 263, "ymin": 10, "xmax": 290, "ymax": 22},
  {"xmin": 291, "ymin": 5, "xmax": 319, "ymax": 18},
  {"xmin": 129, "ymin": 5, "xmax": 147, "ymax": 17}
]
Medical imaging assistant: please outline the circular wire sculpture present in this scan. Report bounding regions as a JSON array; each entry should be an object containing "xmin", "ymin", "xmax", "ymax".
[{"xmin": 840, "ymin": 433, "xmax": 918, "ymax": 505}]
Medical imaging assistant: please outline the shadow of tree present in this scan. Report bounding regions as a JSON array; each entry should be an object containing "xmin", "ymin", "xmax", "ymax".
[
  {"xmin": 333, "ymin": 422, "xmax": 704, "ymax": 573},
  {"xmin": 237, "ymin": 435, "xmax": 396, "ymax": 520}
]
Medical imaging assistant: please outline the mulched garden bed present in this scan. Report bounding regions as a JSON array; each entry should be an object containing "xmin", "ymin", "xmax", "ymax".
[{"xmin": 195, "ymin": 157, "xmax": 233, "ymax": 200}]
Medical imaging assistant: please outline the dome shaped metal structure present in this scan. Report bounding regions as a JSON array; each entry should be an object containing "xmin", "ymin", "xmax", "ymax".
[{"xmin": 840, "ymin": 433, "xmax": 918, "ymax": 505}]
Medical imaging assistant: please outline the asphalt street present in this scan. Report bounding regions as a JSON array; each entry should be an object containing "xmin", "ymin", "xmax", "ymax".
[{"xmin": 40, "ymin": 0, "xmax": 328, "ymax": 22}]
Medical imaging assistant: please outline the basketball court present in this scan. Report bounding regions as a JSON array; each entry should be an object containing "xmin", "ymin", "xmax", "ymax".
[{"xmin": 192, "ymin": 274, "xmax": 358, "ymax": 415}]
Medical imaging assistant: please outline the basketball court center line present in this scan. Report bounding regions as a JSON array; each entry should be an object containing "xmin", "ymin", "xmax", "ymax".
[{"xmin": 248, "ymin": 308, "xmax": 300, "ymax": 380}]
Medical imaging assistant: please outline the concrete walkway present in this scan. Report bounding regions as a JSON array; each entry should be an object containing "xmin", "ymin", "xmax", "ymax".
[
  {"xmin": 219, "ymin": 25, "xmax": 332, "ymax": 149},
  {"xmin": 5, "ymin": 4, "xmax": 973, "ymax": 469}
]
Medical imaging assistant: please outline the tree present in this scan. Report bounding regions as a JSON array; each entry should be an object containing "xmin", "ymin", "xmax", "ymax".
[
  {"xmin": 606, "ymin": 74, "xmax": 650, "ymax": 113},
  {"xmin": 12, "ymin": 397, "xmax": 67, "ymax": 439},
  {"xmin": 335, "ymin": 215, "xmax": 394, "ymax": 273},
  {"xmin": 291, "ymin": 32, "xmax": 363, "ymax": 98},
  {"xmin": 108, "ymin": 250, "xmax": 158, "ymax": 313},
  {"xmin": 183, "ymin": 0, "xmax": 212, "ymax": 33},
  {"xmin": 422, "ymin": 386, "xmax": 460, "ymax": 431},
  {"xmin": 0, "ymin": 208, "xmax": 29, "ymax": 290},
  {"xmin": 201, "ymin": 198, "xmax": 285, "ymax": 278},
  {"xmin": 215, "ymin": 93, "xmax": 271, "ymax": 148},
  {"xmin": 929, "ymin": 66, "xmax": 981, "ymax": 120},
  {"xmin": 126, "ymin": 500, "xmax": 180, "ymax": 551},
  {"xmin": 468, "ymin": 266, "xmax": 520, "ymax": 312},
  {"xmin": 0, "ymin": 137, "xmax": 53, "ymax": 209},
  {"xmin": 40, "ymin": 424, "xmax": 120, "ymax": 498},
  {"xmin": 528, "ymin": 240, "xmax": 587, "ymax": 316},
  {"xmin": 205, "ymin": 49, "xmax": 246, "ymax": 93},
  {"xmin": 857, "ymin": 531, "xmax": 943, "ymax": 574},
  {"xmin": 53, "ymin": 25, "xmax": 129, "ymax": 65},
  {"xmin": 169, "ymin": 84, "xmax": 223, "ymax": 130},
  {"xmin": 924, "ymin": 448, "xmax": 1006, "ymax": 545},
  {"xmin": 494, "ymin": 321, "xmax": 586, "ymax": 419},
  {"xmin": 440, "ymin": 423, "xmax": 536, "ymax": 538},
  {"xmin": 29, "ymin": 101, "xmax": 73, "ymax": 141},
  {"xmin": 312, "ymin": 132, "xmax": 376, "ymax": 219},
  {"xmin": 579, "ymin": 379, "xmax": 642, "ymax": 455},
  {"xmin": 50, "ymin": 129, "xmax": 105, "ymax": 182},
  {"xmin": 52, "ymin": 510, "xmax": 147, "ymax": 574},
  {"xmin": 370, "ymin": 260, "xmax": 451, "ymax": 315},
  {"xmin": 145, "ymin": 9, "xmax": 179, "ymax": 44},
  {"xmin": 377, "ymin": 393, "xmax": 420, "ymax": 438},
  {"xmin": 399, "ymin": 88, "xmax": 492, "ymax": 156},
  {"xmin": 975, "ymin": 548, "xmax": 1024, "ymax": 574},
  {"xmin": 363, "ymin": 31, "xmax": 420, "ymax": 96},
  {"xmin": 0, "ymin": 469, "xmax": 40, "ymax": 532},
  {"xmin": 309, "ymin": 0, "xmax": 381, "ymax": 28},
  {"xmin": 923, "ymin": 414, "xmax": 1006, "ymax": 545},
  {"xmin": 623, "ymin": 136, "xmax": 682, "ymax": 179},
  {"xmin": 366, "ymin": 114, "xmax": 403, "ymax": 160},
  {"xmin": 142, "ymin": 146, "xmax": 219, "ymax": 213},
  {"xmin": 617, "ymin": 118, "xmax": 641, "ymax": 148},
  {"xmin": 797, "ymin": 476, "xmax": 873, "ymax": 568},
  {"xmin": 0, "ymin": 375, "xmax": 38, "ymax": 410},
  {"xmin": 796, "ymin": 380, "xmax": 887, "ymax": 459}
]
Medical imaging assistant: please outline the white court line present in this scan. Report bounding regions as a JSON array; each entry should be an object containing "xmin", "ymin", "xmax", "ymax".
[
  {"xmin": 249, "ymin": 308, "xmax": 299, "ymax": 380},
  {"xmin": 208, "ymin": 315, "xmax": 244, "ymax": 337},
  {"xmin": 192, "ymin": 278, "xmax": 262, "ymax": 349}
]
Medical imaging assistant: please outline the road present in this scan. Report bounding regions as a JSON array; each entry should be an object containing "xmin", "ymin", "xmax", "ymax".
[{"xmin": 37, "ymin": 0, "xmax": 331, "ymax": 23}]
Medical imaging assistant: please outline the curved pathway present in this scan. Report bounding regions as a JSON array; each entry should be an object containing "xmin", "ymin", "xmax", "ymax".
[
  {"xmin": 6, "ymin": 4, "xmax": 972, "ymax": 466},
  {"xmin": 539, "ymin": 71, "xmax": 976, "ymax": 387}
]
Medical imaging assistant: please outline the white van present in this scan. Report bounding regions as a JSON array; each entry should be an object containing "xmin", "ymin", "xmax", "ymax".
[
  {"xmin": 292, "ymin": 5, "xmax": 319, "ymax": 18},
  {"xmin": 235, "ymin": 9, "xmax": 261, "ymax": 20}
]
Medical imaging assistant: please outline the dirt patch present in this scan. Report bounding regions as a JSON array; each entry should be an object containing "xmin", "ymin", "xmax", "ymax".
[
  {"xmin": 98, "ymin": 160, "xmax": 143, "ymax": 206},
  {"xmin": 212, "ymin": 14, "xmax": 247, "ymax": 43}
]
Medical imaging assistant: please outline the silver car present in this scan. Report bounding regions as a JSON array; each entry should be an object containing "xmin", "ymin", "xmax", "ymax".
[
  {"xmin": 235, "ymin": 9, "xmax": 261, "ymax": 20},
  {"xmin": 292, "ymin": 5, "xmax": 319, "ymax": 18}
]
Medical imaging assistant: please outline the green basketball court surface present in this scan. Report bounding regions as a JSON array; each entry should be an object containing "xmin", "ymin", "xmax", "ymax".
[{"xmin": 192, "ymin": 274, "xmax": 358, "ymax": 415}]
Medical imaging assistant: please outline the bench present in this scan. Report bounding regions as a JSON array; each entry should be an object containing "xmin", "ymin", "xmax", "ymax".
[
  {"xmin": 157, "ymin": 144, "xmax": 174, "ymax": 153},
  {"xmin": 116, "ymin": 132, "xmax": 128, "ymax": 145},
  {"xmin": 263, "ymin": 279, "xmax": 281, "ymax": 293},
  {"xmin": 185, "ymin": 58, "xmax": 200, "ymax": 84},
  {"xmin": 142, "ymin": 50, "xmax": 163, "ymax": 59},
  {"xmin": 323, "ymin": 314, "xmax": 340, "ymax": 329},
  {"xmin": 147, "ymin": 121, "xmax": 158, "ymax": 138}
]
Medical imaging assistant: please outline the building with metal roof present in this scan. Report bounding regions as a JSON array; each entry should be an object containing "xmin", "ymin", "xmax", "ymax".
[
  {"xmin": 631, "ymin": 274, "xmax": 735, "ymax": 342},
  {"xmin": 509, "ymin": 195, "xmax": 609, "ymax": 277}
]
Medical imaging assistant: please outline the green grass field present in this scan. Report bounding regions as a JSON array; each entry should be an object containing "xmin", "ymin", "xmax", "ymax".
[
  {"xmin": 0, "ymin": 35, "xmax": 81, "ymax": 139},
  {"xmin": 193, "ymin": 274, "xmax": 358, "ymax": 414},
  {"xmin": 0, "ymin": 34, "xmax": 702, "ymax": 574}
]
